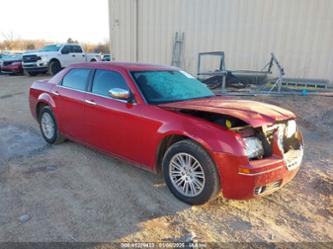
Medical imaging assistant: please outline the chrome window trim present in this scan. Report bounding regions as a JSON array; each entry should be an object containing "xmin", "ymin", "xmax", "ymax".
[
  {"xmin": 56, "ymin": 85, "xmax": 132, "ymax": 104},
  {"xmin": 57, "ymin": 84, "xmax": 87, "ymax": 94},
  {"xmin": 86, "ymin": 91, "xmax": 130, "ymax": 104}
]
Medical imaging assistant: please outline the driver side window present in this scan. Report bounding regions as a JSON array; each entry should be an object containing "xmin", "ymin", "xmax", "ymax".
[
  {"xmin": 61, "ymin": 45, "xmax": 71, "ymax": 54},
  {"xmin": 91, "ymin": 70, "xmax": 129, "ymax": 97}
]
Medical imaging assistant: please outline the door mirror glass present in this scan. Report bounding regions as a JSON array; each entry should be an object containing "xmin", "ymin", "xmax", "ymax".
[{"xmin": 109, "ymin": 88, "xmax": 130, "ymax": 100}]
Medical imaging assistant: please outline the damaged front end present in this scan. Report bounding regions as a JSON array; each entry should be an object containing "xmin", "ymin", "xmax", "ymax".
[
  {"xmin": 178, "ymin": 109, "xmax": 304, "ymax": 167},
  {"xmin": 230, "ymin": 119, "xmax": 304, "ymax": 196},
  {"xmin": 179, "ymin": 109, "xmax": 304, "ymax": 198},
  {"xmin": 232, "ymin": 119, "xmax": 304, "ymax": 166},
  {"xmin": 159, "ymin": 98, "xmax": 304, "ymax": 199}
]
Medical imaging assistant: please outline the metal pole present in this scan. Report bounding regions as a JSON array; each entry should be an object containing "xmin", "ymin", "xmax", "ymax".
[
  {"xmin": 221, "ymin": 72, "xmax": 226, "ymax": 92},
  {"xmin": 135, "ymin": 0, "xmax": 139, "ymax": 62}
]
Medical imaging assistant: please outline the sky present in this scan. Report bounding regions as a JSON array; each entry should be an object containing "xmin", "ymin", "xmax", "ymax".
[{"xmin": 0, "ymin": 0, "xmax": 109, "ymax": 44}]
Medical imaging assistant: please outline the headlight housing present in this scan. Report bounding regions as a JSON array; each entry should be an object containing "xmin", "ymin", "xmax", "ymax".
[
  {"xmin": 242, "ymin": 136, "xmax": 264, "ymax": 159},
  {"xmin": 285, "ymin": 120, "xmax": 297, "ymax": 138},
  {"xmin": 37, "ymin": 56, "xmax": 47, "ymax": 61}
]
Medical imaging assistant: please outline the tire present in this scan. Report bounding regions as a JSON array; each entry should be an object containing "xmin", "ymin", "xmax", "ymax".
[
  {"xmin": 162, "ymin": 140, "xmax": 220, "ymax": 205},
  {"xmin": 48, "ymin": 60, "xmax": 61, "ymax": 75},
  {"xmin": 39, "ymin": 106, "xmax": 65, "ymax": 144},
  {"xmin": 28, "ymin": 72, "xmax": 38, "ymax": 76},
  {"xmin": 90, "ymin": 59, "xmax": 97, "ymax": 62}
]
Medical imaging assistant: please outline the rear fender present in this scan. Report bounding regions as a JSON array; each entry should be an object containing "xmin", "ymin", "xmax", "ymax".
[{"xmin": 36, "ymin": 93, "xmax": 57, "ymax": 119}]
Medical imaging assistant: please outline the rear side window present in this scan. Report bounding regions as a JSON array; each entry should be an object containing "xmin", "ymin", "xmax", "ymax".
[
  {"xmin": 92, "ymin": 70, "xmax": 128, "ymax": 97},
  {"xmin": 62, "ymin": 68, "xmax": 90, "ymax": 91}
]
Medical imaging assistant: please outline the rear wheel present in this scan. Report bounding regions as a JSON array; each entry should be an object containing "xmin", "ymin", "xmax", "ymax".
[
  {"xmin": 39, "ymin": 106, "xmax": 65, "ymax": 144},
  {"xmin": 162, "ymin": 140, "xmax": 220, "ymax": 205},
  {"xmin": 48, "ymin": 60, "xmax": 61, "ymax": 75}
]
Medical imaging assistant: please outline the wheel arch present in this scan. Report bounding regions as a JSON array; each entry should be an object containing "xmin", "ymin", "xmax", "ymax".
[
  {"xmin": 36, "ymin": 93, "xmax": 56, "ymax": 119},
  {"xmin": 155, "ymin": 132, "xmax": 215, "ymax": 175},
  {"xmin": 48, "ymin": 58, "xmax": 61, "ymax": 67}
]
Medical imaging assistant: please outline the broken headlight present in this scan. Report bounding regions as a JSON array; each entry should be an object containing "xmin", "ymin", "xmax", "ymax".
[{"xmin": 242, "ymin": 136, "xmax": 264, "ymax": 159}]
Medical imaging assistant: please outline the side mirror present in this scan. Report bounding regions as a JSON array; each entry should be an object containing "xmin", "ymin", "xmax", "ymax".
[
  {"xmin": 109, "ymin": 88, "xmax": 130, "ymax": 101},
  {"xmin": 61, "ymin": 49, "xmax": 70, "ymax": 54}
]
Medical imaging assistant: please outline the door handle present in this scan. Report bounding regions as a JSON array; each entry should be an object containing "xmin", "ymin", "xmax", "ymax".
[
  {"xmin": 85, "ymin": 99, "xmax": 96, "ymax": 106},
  {"xmin": 52, "ymin": 91, "xmax": 60, "ymax": 96},
  {"xmin": 72, "ymin": 54, "xmax": 76, "ymax": 57}
]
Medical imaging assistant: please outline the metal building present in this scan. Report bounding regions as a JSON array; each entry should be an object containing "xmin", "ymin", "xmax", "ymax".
[{"xmin": 108, "ymin": 0, "xmax": 333, "ymax": 84}]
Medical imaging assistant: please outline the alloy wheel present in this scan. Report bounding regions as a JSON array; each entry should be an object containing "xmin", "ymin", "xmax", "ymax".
[{"xmin": 169, "ymin": 152, "xmax": 206, "ymax": 197}]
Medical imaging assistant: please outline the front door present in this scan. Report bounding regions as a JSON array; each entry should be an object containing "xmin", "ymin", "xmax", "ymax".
[{"xmin": 84, "ymin": 69, "xmax": 160, "ymax": 166}]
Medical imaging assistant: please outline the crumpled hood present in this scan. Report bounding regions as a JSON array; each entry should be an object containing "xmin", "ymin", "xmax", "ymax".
[{"xmin": 158, "ymin": 96, "xmax": 295, "ymax": 127}]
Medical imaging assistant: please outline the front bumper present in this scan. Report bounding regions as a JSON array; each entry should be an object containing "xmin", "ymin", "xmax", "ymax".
[
  {"xmin": 23, "ymin": 61, "xmax": 48, "ymax": 73},
  {"xmin": 1, "ymin": 64, "xmax": 23, "ymax": 74},
  {"xmin": 213, "ymin": 130, "xmax": 304, "ymax": 200}
]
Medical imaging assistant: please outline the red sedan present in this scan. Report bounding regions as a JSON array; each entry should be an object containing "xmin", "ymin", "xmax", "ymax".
[
  {"xmin": 29, "ymin": 62, "xmax": 304, "ymax": 205},
  {"xmin": 1, "ymin": 54, "xmax": 23, "ymax": 75}
]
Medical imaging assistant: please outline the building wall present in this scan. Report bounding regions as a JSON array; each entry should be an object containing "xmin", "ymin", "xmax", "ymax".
[{"xmin": 108, "ymin": 0, "xmax": 333, "ymax": 83}]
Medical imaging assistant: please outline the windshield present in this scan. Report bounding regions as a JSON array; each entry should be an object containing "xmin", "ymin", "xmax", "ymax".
[
  {"xmin": 131, "ymin": 70, "xmax": 214, "ymax": 104},
  {"xmin": 1, "ymin": 54, "xmax": 21, "ymax": 60},
  {"xmin": 39, "ymin": 44, "xmax": 61, "ymax": 52}
]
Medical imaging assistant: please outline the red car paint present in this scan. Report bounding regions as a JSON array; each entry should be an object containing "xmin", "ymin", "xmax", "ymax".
[
  {"xmin": 1, "ymin": 61, "xmax": 23, "ymax": 74},
  {"xmin": 159, "ymin": 97, "xmax": 296, "ymax": 128},
  {"xmin": 29, "ymin": 62, "xmax": 303, "ymax": 200}
]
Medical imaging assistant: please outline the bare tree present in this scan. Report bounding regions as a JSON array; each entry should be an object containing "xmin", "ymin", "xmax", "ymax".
[
  {"xmin": 67, "ymin": 38, "xmax": 78, "ymax": 44},
  {"xmin": 2, "ymin": 31, "xmax": 15, "ymax": 50},
  {"xmin": 26, "ymin": 43, "xmax": 36, "ymax": 50}
]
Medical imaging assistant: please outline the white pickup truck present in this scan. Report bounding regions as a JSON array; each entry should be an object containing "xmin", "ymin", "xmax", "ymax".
[{"xmin": 22, "ymin": 44, "xmax": 101, "ymax": 76}]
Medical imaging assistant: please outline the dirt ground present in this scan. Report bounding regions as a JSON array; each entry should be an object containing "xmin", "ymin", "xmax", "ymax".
[{"xmin": 0, "ymin": 75, "xmax": 332, "ymax": 245}]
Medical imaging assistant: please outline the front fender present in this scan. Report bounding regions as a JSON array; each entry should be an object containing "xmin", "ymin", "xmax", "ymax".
[{"xmin": 158, "ymin": 120, "xmax": 244, "ymax": 156}]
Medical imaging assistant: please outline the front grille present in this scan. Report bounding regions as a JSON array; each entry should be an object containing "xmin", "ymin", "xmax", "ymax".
[
  {"xmin": 3, "ymin": 61, "xmax": 12, "ymax": 66},
  {"xmin": 22, "ymin": 55, "xmax": 39, "ymax": 63},
  {"xmin": 3, "ymin": 60, "xmax": 20, "ymax": 66},
  {"xmin": 263, "ymin": 122, "xmax": 303, "ymax": 171}
]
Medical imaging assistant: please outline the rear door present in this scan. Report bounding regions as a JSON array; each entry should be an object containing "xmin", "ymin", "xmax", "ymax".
[
  {"xmin": 52, "ymin": 68, "xmax": 91, "ymax": 141},
  {"xmin": 71, "ymin": 45, "xmax": 86, "ymax": 63},
  {"xmin": 60, "ymin": 45, "xmax": 73, "ymax": 67}
]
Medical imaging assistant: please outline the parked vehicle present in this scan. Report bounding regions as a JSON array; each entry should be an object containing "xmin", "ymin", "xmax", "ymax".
[
  {"xmin": 22, "ymin": 44, "xmax": 101, "ymax": 76},
  {"xmin": 0, "ymin": 53, "xmax": 9, "ymax": 72},
  {"xmin": 29, "ymin": 62, "xmax": 304, "ymax": 205},
  {"xmin": 1, "ymin": 54, "xmax": 23, "ymax": 75},
  {"xmin": 102, "ymin": 54, "xmax": 112, "ymax": 61}
]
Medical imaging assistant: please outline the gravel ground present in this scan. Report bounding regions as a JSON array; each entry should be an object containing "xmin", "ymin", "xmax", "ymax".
[{"xmin": 0, "ymin": 75, "xmax": 332, "ymax": 244}]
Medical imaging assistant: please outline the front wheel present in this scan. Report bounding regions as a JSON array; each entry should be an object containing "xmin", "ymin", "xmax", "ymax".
[
  {"xmin": 48, "ymin": 60, "xmax": 61, "ymax": 75},
  {"xmin": 162, "ymin": 140, "xmax": 220, "ymax": 205},
  {"xmin": 39, "ymin": 106, "xmax": 65, "ymax": 144}
]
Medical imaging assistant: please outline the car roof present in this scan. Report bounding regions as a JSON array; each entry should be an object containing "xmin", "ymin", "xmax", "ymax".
[{"xmin": 70, "ymin": 62, "xmax": 178, "ymax": 71}]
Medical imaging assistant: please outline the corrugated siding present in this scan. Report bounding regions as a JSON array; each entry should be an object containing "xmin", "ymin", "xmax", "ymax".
[{"xmin": 109, "ymin": 0, "xmax": 333, "ymax": 83}]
